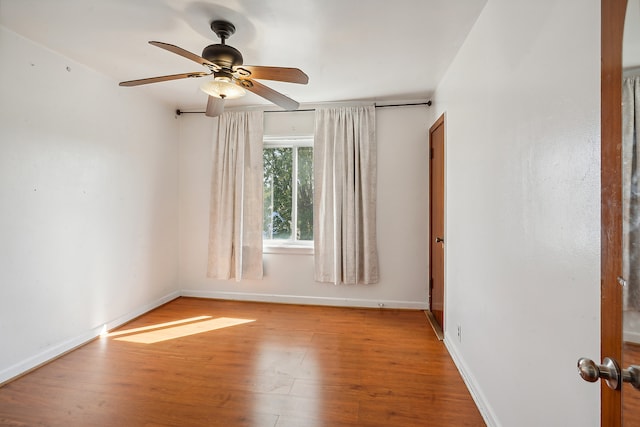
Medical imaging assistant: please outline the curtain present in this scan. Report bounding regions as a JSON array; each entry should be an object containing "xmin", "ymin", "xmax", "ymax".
[
  {"xmin": 313, "ymin": 106, "xmax": 379, "ymax": 284},
  {"xmin": 207, "ymin": 111, "xmax": 264, "ymax": 280},
  {"xmin": 623, "ymin": 77, "xmax": 640, "ymax": 309}
]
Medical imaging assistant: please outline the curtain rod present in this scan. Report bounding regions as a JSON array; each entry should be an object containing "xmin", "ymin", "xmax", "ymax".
[{"xmin": 175, "ymin": 100, "xmax": 432, "ymax": 116}]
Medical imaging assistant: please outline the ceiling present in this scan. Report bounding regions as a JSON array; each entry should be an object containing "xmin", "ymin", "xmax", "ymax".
[{"xmin": 0, "ymin": 0, "xmax": 487, "ymax": 111}]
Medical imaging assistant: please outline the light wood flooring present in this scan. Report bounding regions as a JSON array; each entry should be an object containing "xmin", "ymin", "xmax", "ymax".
[
  {"xmin": 0, "ymin": 297, "xmax": 485, "ymax": 426},
  {"xmin": 624, "ymin": 341, "xmax": 640, "ymax": 423}
]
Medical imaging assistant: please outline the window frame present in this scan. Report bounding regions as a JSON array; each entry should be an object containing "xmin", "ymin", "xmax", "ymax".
[{"xmin": 262, "ymin": 135, "xmax": 314, "ymax": 254}]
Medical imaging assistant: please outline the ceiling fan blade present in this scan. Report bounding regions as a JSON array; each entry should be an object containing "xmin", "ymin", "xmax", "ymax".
[
  {"xmin": 119, "ymin": 72, "xmax": 210, "ymax": 87},
  {"xmin": 206, "ymin": 96, "xmax": 225, "ymax": 117},
  {"xmin": 241, "ymin": 79, "xmax": 300, "ymax": 110},
  {"xmin": 149, "ymin": 41, "xmax": 219, "ymax": 70},
  {"xmin": 237, "ymin": 66, "xmax": 308, "ymax": 84}
]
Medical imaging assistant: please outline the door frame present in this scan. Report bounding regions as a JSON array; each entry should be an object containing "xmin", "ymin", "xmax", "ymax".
[
  {"xmin": 601, "ymin": 0, "xmax": 626, "ymax": 424},
  {"xmin": 429, "ymin": 113, "xmax": 446, "ymax": 332}
]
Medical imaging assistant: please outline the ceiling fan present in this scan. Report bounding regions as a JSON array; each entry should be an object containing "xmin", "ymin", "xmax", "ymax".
[{"xmin": 119, "ymin": 20, "xmax": 308, "ymax": 117}]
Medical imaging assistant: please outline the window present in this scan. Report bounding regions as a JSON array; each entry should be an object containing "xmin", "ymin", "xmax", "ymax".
[{"xmin": 263, "ymin": 136, "xmax": 313, "ymax": 252}]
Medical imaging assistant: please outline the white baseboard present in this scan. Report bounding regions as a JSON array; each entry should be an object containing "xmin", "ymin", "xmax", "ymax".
[
  {"xmin": 181, "ymin": 289, "xmax": 428, "ymax": 310},
  {"xmin": 624, "ymin": 329, "xmax": 640, "ymax": 344},
  {"xmin": 444, "ymin": 334, "xmax": 500, "ymax": 427},
  {"xmin": 0, "ymin": 291, "xmax": 180, "ymax": 385},
  {"xmin": 102, "ymin": 290, "xmax": 180, "ymax": 333}
]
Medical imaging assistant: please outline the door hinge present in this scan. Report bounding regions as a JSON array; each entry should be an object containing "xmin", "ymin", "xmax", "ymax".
[
  {"xmin": 429, "ymin": 277, "xmax": 433, "ymax": 291},
  {"xmin": 430, "ymin": 147, "xmax": 434, "ymax": 159}
]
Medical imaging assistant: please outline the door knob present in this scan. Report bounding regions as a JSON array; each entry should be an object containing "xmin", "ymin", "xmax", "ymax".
[
  {"xmin": 624, "ymin": 366, "xmax": 640, "ymax": 389},
  {"xmin": 577, "ymin": 357, "xmax": 640, "ymax": 390},
  {"xmin": 577, "ymin": 357, "xmax": 621, "ymax": 390},
  {"xmin": 435, "ymin": 237, "xmax": 444, "ymax": 243}
]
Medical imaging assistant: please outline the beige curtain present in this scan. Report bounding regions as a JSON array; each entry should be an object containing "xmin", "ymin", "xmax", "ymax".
[
  {"xmin": 623, "ymin": 76, "xmax": 640, "ymax": 309},
  {"xmin": 313, "ymin": 106, "xmax": 379, "ymax": 284},
  {"xmin": 207, "ymin": 111, "xmax": 264, "ymax": 280}
]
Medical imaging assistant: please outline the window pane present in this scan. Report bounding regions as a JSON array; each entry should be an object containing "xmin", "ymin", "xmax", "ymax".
[
  {"xmin": 297, "ymin": 146, "xmax": 314, "ymax": 241},
  {"xmin": 263, "ymin": 147, "xmax": 292, "ymax": 240}
]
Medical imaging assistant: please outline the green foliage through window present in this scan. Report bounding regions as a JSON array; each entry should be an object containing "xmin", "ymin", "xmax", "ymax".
[
  {"xmin": 263, "ymin": 140, "xmax": 313, "ymax": 243},
  {"xmin": 296, "ymin": 147, "xmax": 313, "ymax": 240}
]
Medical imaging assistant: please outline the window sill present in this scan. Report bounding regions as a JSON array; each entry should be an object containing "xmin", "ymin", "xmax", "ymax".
[{"xmin": 263, "ymin": 244, "xmax": 314, "ymax": 255}]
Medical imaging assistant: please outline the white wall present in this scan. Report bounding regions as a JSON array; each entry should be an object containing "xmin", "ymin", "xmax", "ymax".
[
  {"xmin": 178, "ymin": 106, "xmax": 431, "ymax": 308},
  {"xmin": 431, "ymin": 0, "xmax": 601, "ymax": 425},
  {"xmin": 0, "ymin": 27, "xmax": 180, "ymax": 383}
]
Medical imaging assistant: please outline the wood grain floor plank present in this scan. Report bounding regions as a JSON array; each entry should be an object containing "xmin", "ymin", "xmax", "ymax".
[{"xmin": 0, "ymin": 297, "xmax": 485, "ymax": 426}]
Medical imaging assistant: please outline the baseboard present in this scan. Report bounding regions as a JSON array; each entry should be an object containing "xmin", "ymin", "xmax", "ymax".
[
  {"xmin": 0, "ymin": 290, "xmax": 180, "ymax": 386},
  {"xmin": 444, "ymin": 335, "xmax": 500, "ymax": 427},
  {"xmin": 180, "ymin": 289, "xmax": 428, "ymax": 310},
  {"xmin": 424, "ymin": 310, "xmax": 444, "ymax": 340},
  {"xmin": 101, "ymin": 290, "xmax": 180, "ymax": 333},
  {"xmin": 624, "ymin": 329, "xmax": 640, "ymax": 344}
]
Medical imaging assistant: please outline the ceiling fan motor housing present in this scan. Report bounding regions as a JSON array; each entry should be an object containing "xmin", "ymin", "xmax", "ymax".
[{"xmin": 201, "ymin": 44, "xmax": 243, "ymax": 69}]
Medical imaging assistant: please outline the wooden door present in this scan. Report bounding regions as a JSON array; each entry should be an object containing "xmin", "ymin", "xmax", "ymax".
[
  {"xmin": 598, "ymin": 0, "xmax": 640, "ymax": 424},
  {"xmin": 600, "ymin": 0, "xmax": 625, "ymax": 423},
  {"xmin": 429, "ymin": 114, "xmax": 445, "ymax": 330}
]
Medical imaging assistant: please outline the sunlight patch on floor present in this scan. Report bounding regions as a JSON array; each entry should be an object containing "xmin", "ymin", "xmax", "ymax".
[
  {"xmin": 107, "ymin": 316, "xmax": 213, "ymax": 338},
  {"xmin": 111, "ymin": 317, "xmax": 255, "ymax": 344}
]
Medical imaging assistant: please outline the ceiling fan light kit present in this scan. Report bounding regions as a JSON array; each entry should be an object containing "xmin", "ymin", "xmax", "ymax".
[
  {"xmin": 200, "ymin": 78, "xmax": 246, "ymax": 99},
  {"xmin": 118, "ymin": 19, "xmax": 308, "ymax": 117}
]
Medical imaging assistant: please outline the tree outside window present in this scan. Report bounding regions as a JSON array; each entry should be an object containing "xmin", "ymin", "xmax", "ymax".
[{"xmin": 263, "ymin": 137, "xmax": 313, "ymax": 245}]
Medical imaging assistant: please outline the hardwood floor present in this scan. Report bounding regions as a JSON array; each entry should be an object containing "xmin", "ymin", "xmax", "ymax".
[
  {"xmin": 623, "ymin": 341, "xmax": 640, "ymax": 422},
  {"xmin": 0, "ymin": 298, "xmax": 485, "ymax": 426}
]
